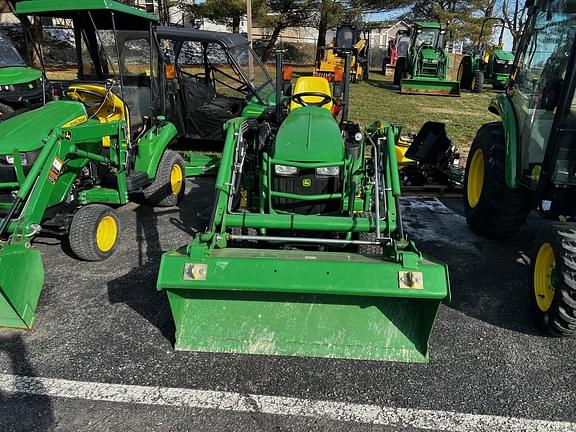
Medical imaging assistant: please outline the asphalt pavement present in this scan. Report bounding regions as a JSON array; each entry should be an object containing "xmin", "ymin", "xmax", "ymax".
[{"xmin": 1, "ymin": 177, "xmax": 575, "ymax": 431}]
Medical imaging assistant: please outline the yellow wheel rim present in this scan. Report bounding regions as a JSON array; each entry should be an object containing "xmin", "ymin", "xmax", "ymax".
[
  {"xmin": 170, "ymin": 164, "xmax": 183, "ymax": 195},
  {"xmin": 457, "ymin": 64, "xmax": 464, "ymax": 81},
  {"xmin": 472, "ymin": 76, "xmax": 476, "ymax": 89},
  {"xmin": 534, "ymin": 242, "xmax": 556, "ymax": 312},
  {"xmin": 466, "ymin": 148, "xmax": 485, "ymax": 208},
  {"xmin": 96, "ymin": 215, "xmax": 118, "ymax": 253}
]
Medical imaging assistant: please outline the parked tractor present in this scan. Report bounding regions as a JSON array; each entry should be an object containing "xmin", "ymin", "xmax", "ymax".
[
  {"xmin": 314, "ymin": 24, "xmax": 369, "ymax": 82},
  {"xmin": 394, "ymin": 21, "xmax": 460, "ymax": 96},
  {"xmin": 458, "ymin": 18, "xmax": 515, "ymax": 93},
  {"xmin": 0, "ymin": 34, "xmax": 46, "ymax": 118},
  {"xmin": 463, "ymin": 0, "xmax": 576, "ymax": 335},
  {"xmin": 157, "ymin": 29, "xmax": 450, "ymax": 363}
]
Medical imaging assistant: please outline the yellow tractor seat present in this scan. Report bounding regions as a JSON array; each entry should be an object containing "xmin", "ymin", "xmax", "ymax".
[
  {"xmin": 290, "ymin": 77, "xmax": 333, "ymax": 112},
  {"xmin": 67, "ymin": 84, "xmax": 131, "ymax": 147}
]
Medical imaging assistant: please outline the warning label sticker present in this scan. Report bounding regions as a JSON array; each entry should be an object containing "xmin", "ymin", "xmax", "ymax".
[{"xmin": 48, "ymin": 157, "xmax": 63, "ymax": 184}]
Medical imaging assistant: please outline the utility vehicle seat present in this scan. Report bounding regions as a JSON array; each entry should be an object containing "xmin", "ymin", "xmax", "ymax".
[{"xmin": 290, "ymin": 77, "xmax": 333, "ymax": 112}]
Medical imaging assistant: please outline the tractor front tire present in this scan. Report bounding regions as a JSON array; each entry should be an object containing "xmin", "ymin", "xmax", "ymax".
[
  {"xmin": 464, "ymin": 122, "xmax": 530, "ymax": 238},
  {"xmin": 144, "ymin": 150, "xmax": 186, "ymax": 207},
  {"xmin": 69, "ymin": 204, "xmax": 121, "ymax": 261},
  {"xmin": 531, "ymin": 224, "xmax": 576, "ymax": 336},
  {"xmin": 393, "ymin": 57, "xmax": 406, "ymax": 86},
  {"xmin": 0, "ymin": 102, "xmax": 14, "ymax": 120},
  {"xmin": 457, "ymin": 57, "xmax": 473, "ymax": 90},
  {"xmin": 472, "ymin": 70, "xmax": 484, "ymax": 93}
]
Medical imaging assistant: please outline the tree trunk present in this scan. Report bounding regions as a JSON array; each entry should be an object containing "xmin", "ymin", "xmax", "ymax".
[
  {"xmin": 261, "ymin": 25, "xmax": 283, "ymax": 63},
  {"xmin": 315, "ymin": 1, "xmax": 328, "ymax": 67},
  {"xmin": 232, "ymin": 16, "xmax": 240, "ymax": 33}
]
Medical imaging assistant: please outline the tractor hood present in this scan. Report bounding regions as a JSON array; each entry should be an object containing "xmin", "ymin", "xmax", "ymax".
[
  {"xmin": 0, "ymin": 66, "xmax": 42, "ymax": 86},
  {"xmin": 0, "ymin": 101, "xmax": 87, "ymax": 154},
  {"xmin": 493, "ymin": 50, "xmax": 514, "ymax": 62},
  {"xmin": 273, "ymin": 107, "xmax": 344, "ymax": 162},
  {"xmin": 420, "ymin": 48, "xmax": 441, "ymax": 61}
]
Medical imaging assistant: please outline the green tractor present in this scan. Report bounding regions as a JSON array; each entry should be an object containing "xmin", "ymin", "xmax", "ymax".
[
  {"xmin": 0, "ymin": 1, "xmax": 281, "ymax": 330},
  {"xmin": 157, "ymin": 30, "xmax": 450, "ymax": 363},
  {"xmin": 457, "ymin": 17, "xmax": 515, "ymax": 93},
  {"xmin": 0, "ymin": 1, "xmax": 187, "ymax": 330},
  {"xmin": 464, "ymin": 0, "xmax": 576, "ymax": 335},
  {"xmin": 0, "ymin": 33, "xmax": 46, "ymax": 118},
  {"xmin": 394, "ymin": 21, "xmax": 460, "ymax": 96}
]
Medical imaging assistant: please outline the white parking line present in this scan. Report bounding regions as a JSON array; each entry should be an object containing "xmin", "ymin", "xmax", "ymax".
[{"xmin": 1, "ymin": 373, "xmax": 574, "ymax": 432}]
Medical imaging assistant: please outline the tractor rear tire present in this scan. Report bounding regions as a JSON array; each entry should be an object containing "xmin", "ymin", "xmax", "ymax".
[
  {"xmin": 69, "ymin": 204, "xmax": 121, "ymax": 261},
  {"xmin": 530, "ymin": 224, "xmax": 576, "ymax": 336},
  {"xmin": 0, "ymin": 102, "xmax": 14, "ymax": 120},
  {"xmin": 464, "ymin": 122, "xmax": 531, "ymax": 238},
  {"xmin": 457, "ymin": 57, "xmax": 473, "ymax": 90},
  {"xmin": 472, "ymin": 70, "xmax": 484, "ymax": 93},
  {"xmin": 144, "ymin": 150, "xmax": 186, "ymax": 207},
  {"xmin": 393, "ymin": 57, "xmax": 406, "ymax": 86}
]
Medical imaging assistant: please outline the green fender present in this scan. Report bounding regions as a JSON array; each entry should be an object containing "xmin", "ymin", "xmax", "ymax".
[
  {"xmin": 488, "ymin": 93, "xmax": 519, "ymax": 188},
  {"xmin": 134, "ymin": 122, "xmax": 178, "ymax": 179}
]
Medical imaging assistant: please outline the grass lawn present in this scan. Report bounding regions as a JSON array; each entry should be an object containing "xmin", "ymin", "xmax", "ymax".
[{"xmin": 348, "ymin": 70, "xmax": 500, "ymax": 153}]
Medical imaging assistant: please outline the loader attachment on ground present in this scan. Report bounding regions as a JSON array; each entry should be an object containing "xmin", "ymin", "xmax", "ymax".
[
  {"xmin": 0, "ymin": 242, "xmax": 44, "ymax": 329},
  {"xmin": 401, "ymin": 78, "xmax": 460, "ymax": 96},
  {"xmin": 158, "ymin": 247, "xmax": 449, "ymax": 363}
]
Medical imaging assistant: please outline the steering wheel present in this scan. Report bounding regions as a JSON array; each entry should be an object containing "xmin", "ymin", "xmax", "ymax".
[{"xmin": 291, "ymin": 92, "xmax": 332, "ymax": 107}]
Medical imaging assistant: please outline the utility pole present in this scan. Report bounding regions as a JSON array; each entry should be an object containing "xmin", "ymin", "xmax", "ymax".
[{"xmin": 247, "ymin": 0, "xmax": 254, "ymax": 81}]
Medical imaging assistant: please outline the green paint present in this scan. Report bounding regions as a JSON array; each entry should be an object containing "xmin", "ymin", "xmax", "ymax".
[
  {"xmin": 15, "ymin": 0, "xmax": 158, "ymax": 21},
  {"xmin": 134, "ymin": 122, "xmax": 178, "ymax": 179},
  {"xmin": 0, "ymin": 66, "xmax": 42, "ymax": 86},
  {"xmin": 489, "ymin": 94, "xmax": 519, "ymax": 188},
  {"xmin": 0, "ymin": 242, "xmax": 44, "ymax": 329}
]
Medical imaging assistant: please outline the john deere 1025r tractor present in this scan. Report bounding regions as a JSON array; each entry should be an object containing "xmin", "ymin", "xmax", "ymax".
[
  {"xmin": 394, "ymin": 21, "xmax": 460, "ymax": 96},
  {"xmin": 157, "ymin": 29, "xmax": 450, "ymax": 363},
  {"xmin": 458, "ymin": 18, "xmax": 515, "ymax": 93},
  {"xmin": 464, "ymin": 0, "xmax": 576, "ymax": 335}
]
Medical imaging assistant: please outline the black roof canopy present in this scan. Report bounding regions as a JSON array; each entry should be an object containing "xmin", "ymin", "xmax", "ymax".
[{"xmin": 156, "ymin": 27, "xmax": 249, "ymax": 49}]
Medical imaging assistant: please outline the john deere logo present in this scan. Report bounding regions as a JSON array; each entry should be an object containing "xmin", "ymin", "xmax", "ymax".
[
  {"xmin": 302, "ymin": 178, "xmax": 312, "ymax": 188},
  {"xmin": 62, "ymin": 131, "xmax": 72, "ymax": 141}
]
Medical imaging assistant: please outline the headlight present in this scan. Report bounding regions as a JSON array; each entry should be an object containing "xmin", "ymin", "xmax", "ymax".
[
  {"xmin": 4, "ymin": 153, "xmax": 28, "ymax": 166},
  {"xmin": 495, "ymin": 60, "xmax": 505, "ymax": 65},
  {"xmin": 275, "ymin": 164, "xmax": 297, "ymax": 176},
  {"xmin": 0, "ymin": 85, "xmax": 15, "ymax": 92},
  {"xmin": 316, "ymin": 166, "xmax": 340, "ymax": 176}
]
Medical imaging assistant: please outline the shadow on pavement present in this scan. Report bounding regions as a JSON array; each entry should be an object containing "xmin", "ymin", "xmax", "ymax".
[
  {"xmin": 0, "ymin": 333, "xmax": 54, "ymax": 431},
  {"xmin": 107, "ymin": 178, "xmax": 213, "ymax": 346},
  {"xmin": 417, "ymin": 197, "xmax": 544, "ymax": 336}
]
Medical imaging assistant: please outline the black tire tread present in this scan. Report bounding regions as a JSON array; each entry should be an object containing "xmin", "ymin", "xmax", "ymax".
[
  {"xmin": 143, "ymin": 150, "xmax": 186, "ymax": 207},
  {"xmin": 68, "ymin": 204, "xmax": 121, "ymax": 261},
  {"xmin": 473, "ymin": 70, "xmax": 484, "ymax": 93},
  {"xmin": 531, "ymin": 224, "xmax": 576, "ymax": 337},
  {"xmin": 0, "ymin": 102, "xmax": 14, "ymax": 119},
  {"xmin": 464, "ymin": 122, "xmax": 531, "ymax": 238}
]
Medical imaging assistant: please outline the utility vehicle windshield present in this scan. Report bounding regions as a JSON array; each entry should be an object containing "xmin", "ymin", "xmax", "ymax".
[
  {"xmin": 0, "ymin": 39, "xmax": 25, "ymax": 68},
  {"xmin": 228, "ymin": 46, "xmax": 274, "ymax": 100}
]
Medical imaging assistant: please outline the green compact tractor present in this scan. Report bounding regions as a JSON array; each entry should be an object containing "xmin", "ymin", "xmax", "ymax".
[
  {"xmin": 157, "ymin": 32, "xmax": 450, "ymax": 363},
  {"xmin": 0, "ymin": 34, "xmax": 46, "ymax": 118},
  {"xmin": 394, "ymin": 21, "xmax": 460, "ymax": 96},
  {"xmin": 458, "ymin": 18, "xmax": 515, "ymax": 93},
  {"xmin": 464, "ymin": 0, "xmax": 576, "ymax": 335},
  {"xmin": 0, "ymin": 1, "xmax": 188, "ymax": 330}
]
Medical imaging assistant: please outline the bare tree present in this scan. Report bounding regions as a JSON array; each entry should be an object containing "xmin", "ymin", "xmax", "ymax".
[{"xmin": 502, "ymin": 0, "xmax": 527, "ymax": 51}]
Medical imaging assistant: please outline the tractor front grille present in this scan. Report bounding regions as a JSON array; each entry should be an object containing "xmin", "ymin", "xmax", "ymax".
[
  {"xmin": 0, "ymin": 150, "xmax": 41, "ymax": 183},
  {"xmin": 272, "ymin": 168, "xmax": 342, "ymax": 215},
  {"xmin": 493, "ymin": 62, "xmax": 512, "ymax": 75}
]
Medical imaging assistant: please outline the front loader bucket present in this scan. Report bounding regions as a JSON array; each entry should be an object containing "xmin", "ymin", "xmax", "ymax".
[
  {"xmin": 0, "ymin": 243, "xmax": 44, "ymax": 329},
  {"xmin": 157, "ymin": 248, "xmax": 450, "ymax": 363},
  {"xmin": 401, "ymin": 78, "xmax": 460, "ymax": 96}
]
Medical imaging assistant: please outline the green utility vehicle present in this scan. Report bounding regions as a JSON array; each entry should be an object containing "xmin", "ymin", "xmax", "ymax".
[
  {"xmin": 464, "ymin": 0, "xmax": 576, "ymax": 335},
  {"xmin": 458, "ymin": 18, "xmax": 515, "ymax": 92},
  {"xmin": 157, "ymin": 31, "xmax": 450, "ymax": 363},
  {"xmin": 0, "ymin": 34, "xmax": 46, "ymax": 118},
  {"xmin": 0, "ymin": 1, "xmax": 186, "ymax": 330},
  {"xmin": 394, "ymin": 21, "xmax": 460, "ymax": 96}
]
